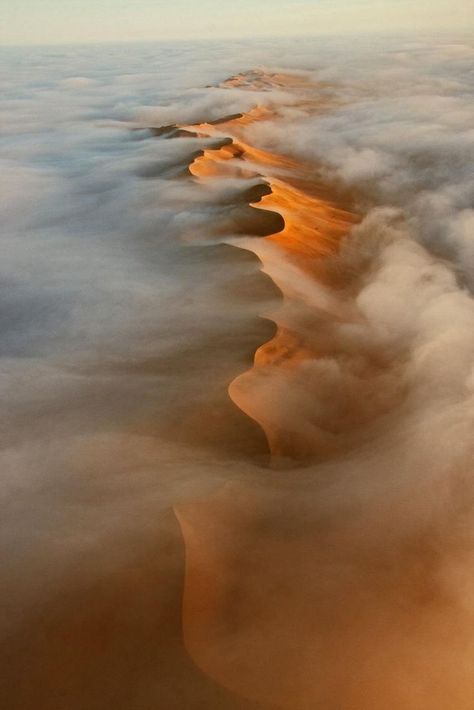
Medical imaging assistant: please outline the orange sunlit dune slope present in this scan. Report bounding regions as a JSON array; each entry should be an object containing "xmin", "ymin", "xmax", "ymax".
[{"xmin": 181, "ymin": 72, "xmax": 358, "ymax": 463}]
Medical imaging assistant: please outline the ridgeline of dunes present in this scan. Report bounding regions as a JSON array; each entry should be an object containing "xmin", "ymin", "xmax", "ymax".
[{"xmin": 163, "ymin": 70, "xmax": 359, "ymax": 463}]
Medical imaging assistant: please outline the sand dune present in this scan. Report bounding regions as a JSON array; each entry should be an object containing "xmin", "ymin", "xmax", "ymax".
[
  {"xmin": 162, "ymin": 72, "xmax": 474, "ymax": 709},
  {"xmin": 166, "ymin": 72, "xmax": 380, "ymax": 706},
  {"xmin": 177, "ymin": 72, "xmax": 359, "ymax": 462},
  {"xmin": 4, "ymin": 58, "xmax": 474, "ymax": 710}
]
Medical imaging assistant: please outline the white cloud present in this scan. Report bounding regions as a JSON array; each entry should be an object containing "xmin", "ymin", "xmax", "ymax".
[{"xmin": 2, "ymin": 34, "xmax": 474, "ymax": 710}]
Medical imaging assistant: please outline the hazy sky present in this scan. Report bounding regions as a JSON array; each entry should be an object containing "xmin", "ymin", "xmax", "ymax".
[{"xmin": 0, "ymin": 0, "xmax": 472, "ymax": 45}]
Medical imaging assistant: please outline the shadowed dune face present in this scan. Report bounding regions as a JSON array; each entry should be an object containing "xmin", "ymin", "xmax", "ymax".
[{"xmin": 2, "ymin": 38, "xmax": 474, "ymax": 710}]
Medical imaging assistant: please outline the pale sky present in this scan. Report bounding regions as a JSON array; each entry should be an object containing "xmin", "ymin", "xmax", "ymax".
[{"xmin": 0, "ymin": 0, "xmax": 472, "ymax": 45}]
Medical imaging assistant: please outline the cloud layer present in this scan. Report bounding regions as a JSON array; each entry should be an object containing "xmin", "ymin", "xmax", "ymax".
[{"xmin": 1, "ymin": 34, "xmax": 474, "ymax": 710}]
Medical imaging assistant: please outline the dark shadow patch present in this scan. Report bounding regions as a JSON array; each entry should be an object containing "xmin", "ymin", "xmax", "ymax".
[
  {"xmin": 149, "ymin": 124, "xmax": 200, "ymax": 139},
  {"xmin": 207, "ymin": 112, "xmax": 244, "ymax": 125},
  {"xmin": 214, "ymin": 204, "xmax": 285, "ymax": 238}
]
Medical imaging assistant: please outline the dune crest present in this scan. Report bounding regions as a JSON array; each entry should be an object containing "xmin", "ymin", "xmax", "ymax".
[
  {"xmin": 171, "ymin": 70, "xmax": 474, "ymax": 710},
  {"xmin": 171, "ymin": 71, "xmax": 369, "ymax": 707},
  {"xmin": 178, "ymin": 71, "xmax": 359, "ymax": 462}
]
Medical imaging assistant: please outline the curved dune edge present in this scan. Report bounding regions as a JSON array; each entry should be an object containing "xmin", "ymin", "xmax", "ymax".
[
  {"xmin": 173, "ymin": 71, "xmax": 361, "ymax": 709},
  {"xmin": 180, "ymin": 73, "xmax": 359, "ymax": 464}
]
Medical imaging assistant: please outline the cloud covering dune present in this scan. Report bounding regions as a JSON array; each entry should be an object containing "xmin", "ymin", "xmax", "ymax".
[{"xmin": 1, "ymin": 34, "xmax": 474, "ymax": 709}]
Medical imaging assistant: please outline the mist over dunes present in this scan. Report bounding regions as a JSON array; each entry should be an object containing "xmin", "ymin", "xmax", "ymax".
[{"xmin": 1, "ymin": 35, "xmax": 474, "ymax": 709}]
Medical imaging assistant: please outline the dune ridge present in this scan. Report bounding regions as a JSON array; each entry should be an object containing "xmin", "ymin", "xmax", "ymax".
[
  {"xmin": 168, "ymin": 73, "xmax": 365, "ymax": 705},
  {"xmin": 169, "ymin": 76, "xmax": 474, "ymax": 708},
  {"xmin": 4, "ymin": 41, "xmax": 474, "ymax": 710},
  {"xmin": 173, "ymin": 71, "xmax": 359, "ymax": 461}
]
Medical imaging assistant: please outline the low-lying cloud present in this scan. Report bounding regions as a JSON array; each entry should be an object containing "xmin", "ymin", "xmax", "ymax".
[{"xmin": 1, "ymin": 34, "xmax": 474, "ymax": 710}]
